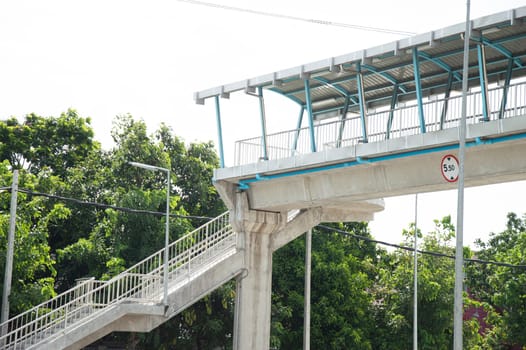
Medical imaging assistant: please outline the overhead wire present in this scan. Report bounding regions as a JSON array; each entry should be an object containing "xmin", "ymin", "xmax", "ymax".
[
  {"xmin": 316, "ymin": 224, "xmax": 526, "ymax": 270},
  {"xmin": 8, "ymin": 188, "xmax": 214, "ymax": 222},
  {"xmin": 177, "ymin": 0, "xmax": 417, "ymax": 36},
  {"xmin": 2, "ymin": 187, "xmax": 524, "ymax": 269}
]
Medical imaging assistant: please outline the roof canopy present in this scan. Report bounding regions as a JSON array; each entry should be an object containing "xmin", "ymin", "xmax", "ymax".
[{"xmin": 195, "ymin": 7, "xmax": 526, "ymax": 117}]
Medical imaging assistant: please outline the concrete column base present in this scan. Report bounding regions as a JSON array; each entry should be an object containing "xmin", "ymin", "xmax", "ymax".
[{"xmin": 232, "ymin": 192, "xmax": 284, "ymax": 350}]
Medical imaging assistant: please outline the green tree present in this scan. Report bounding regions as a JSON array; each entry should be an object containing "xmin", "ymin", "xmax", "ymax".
[
  {"xmin": 0, "ymin": 163, "xmax": 61, "ymax": 314},
  {"xmin": 272, "ymin": 222, "xmax": 378, "ymax": 349},
  {"xmin": 466, "ymin": 212, "xmax": 526, "ymax": 348},
  {"xmin": 0, "ymin": 110, "xmax": 96, "ymax": 177},
  {"xmin": 84, "ymin": 115, "xmax": 230, "ymax": 349},
  {"xmin": 372, "ymin": 216, "xmax": 483, "ymax": 349}
]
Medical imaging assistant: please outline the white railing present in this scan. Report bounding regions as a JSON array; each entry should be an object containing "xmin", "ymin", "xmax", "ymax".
[
  {"xmin": 235, "ymin": 81, "xmax": 526, "ymax": 166},
  {"xmin": 0, "ymin": 211, "xmax": 235, "ymax": 349}
]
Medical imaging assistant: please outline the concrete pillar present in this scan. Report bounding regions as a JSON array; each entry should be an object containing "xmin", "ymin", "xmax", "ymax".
[{"xmin": 231, "ymin": 193, "xmax": 285, "ymax": 350}]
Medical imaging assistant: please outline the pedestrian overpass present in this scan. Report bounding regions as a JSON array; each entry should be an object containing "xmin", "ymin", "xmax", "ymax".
[{"xmin": 2, "ymin": 6, "xmax": 526, "ymax": 349}]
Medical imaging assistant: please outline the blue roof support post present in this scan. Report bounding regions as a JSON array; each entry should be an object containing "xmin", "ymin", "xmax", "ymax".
[
  {"xmin": 412, "ymin": 48, "xmax": 426, "ymax": 134},
  {"xmin": 214, "ymin": 95, "xmax": 226, "ymax": 168},
  {"xmin": 304, "ymin": 77, "xmax": 317, "ymax": 152},
  {"xmin": 499, "ymin": 58, "xmax": 514, "ymax": 119},
  {"xmin": 386, "ymin": 84, "xmax": 399, "ymax": 140},
  {"xmin": 291, "ymin": 107, "xmax": 305, "ymax": 156},
  {"xmin": 257, "ymin": 87, "xmax": 269, "ymax": 160},
  {"xmin": 337, "ymin": 96, "xmax": 351, "ymax": 147},
  {"xmin": 356, "ymin": 61, "xmax": 368, "ymax": 143},
  {"xmin": 477, "ymin": 43, "xmax": 491, "ymax": 121},
  {"xmin": 440, "ymin": 72, "xmax": 454, "ymax": 130}
]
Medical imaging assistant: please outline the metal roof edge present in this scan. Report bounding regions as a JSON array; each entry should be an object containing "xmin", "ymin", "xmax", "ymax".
[{"xmin": 194, "ymin": 6, "xmax": 526, "ymax": 104}]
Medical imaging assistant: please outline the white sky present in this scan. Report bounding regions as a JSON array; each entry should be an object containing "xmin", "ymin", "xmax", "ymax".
[{"xmin": 1, "ymin": 0, "xmax": 525, "ymax": 248}]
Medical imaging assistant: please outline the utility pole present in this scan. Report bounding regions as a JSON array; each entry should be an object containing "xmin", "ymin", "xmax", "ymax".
[
  {"xmin": 454, "ymin": 0, "xmax": 471, "ymax": 348},
  {"xmin": 2, "ymin": 170, "xmax": 19, "ymax": 325},
  {"xmin": 303, "ymin": 229, "xmax": 312, "ymax": 350}
]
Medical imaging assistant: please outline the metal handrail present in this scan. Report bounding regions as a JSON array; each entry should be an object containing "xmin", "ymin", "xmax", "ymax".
[
  {"xmin": 234, "ymin": 80, "xmax": 526, "ymax": 165},
  {"xmin": 0, "ymin": 211, "xmax": 234, "ymax": 349}
]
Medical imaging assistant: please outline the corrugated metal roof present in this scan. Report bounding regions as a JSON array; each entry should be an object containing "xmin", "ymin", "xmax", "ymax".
[{"xmin": 195, "ymin": 6, "xmax": 526, "ymax": 117}]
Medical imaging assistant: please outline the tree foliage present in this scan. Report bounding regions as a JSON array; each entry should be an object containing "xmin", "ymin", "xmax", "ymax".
[
  {"xmin": 466, "ymin": 212, "xmax": 526, "ymax": 348},
  {"xmin": 1, "ymin": 111, "xmax": 524, "ymax": 349}
]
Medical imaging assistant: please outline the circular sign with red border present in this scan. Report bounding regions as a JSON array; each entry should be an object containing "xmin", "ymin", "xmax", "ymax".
[{"xmin": 441, "ymin": 154, "xmax": 459, "ymax": 182}]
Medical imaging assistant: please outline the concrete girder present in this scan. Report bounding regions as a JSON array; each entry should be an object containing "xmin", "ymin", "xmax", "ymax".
[
  {"xmin": 243, "ymin": 135, "xmax": 526, "ymax": 211},
  {"xmin": 212, "ymin": 117, "xmax": 526, "ymax": 222}
]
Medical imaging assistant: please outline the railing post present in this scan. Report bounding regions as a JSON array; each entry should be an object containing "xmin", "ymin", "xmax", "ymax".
[
  {"xmin": 206, "ymin": 224, "xmax": 209, "ymax": 257},
  {"xmin": 64, "ymin": 305, "xmax": 68, "ymax": 329},
  {"xmin": 188, "ymin": 247, "xmax": 192, "ymax": 276}
]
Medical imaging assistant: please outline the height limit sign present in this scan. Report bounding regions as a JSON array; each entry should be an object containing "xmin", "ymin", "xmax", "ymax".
[{"xmin": 441, "ymin": 154, "xmax": 459, "ymax": 182}]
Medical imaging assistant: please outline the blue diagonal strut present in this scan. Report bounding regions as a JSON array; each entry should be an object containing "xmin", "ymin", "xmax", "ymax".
[
  {"xmin": 304, "ymin": 78, "xmax": 317, "ymax": 152},
  {"xmin": 356, "ymin": 61, "xmax": 368, "ymax": 143},
  {"xmin": 499, "ymin": 58, "xmax": 514, "ymax": 119},
  {"xmin": 477, "ymin": 44, "xmax": 491, "ymax": 121},
  {"xmin": 412, "ymin": 48, "xmax": 426, "ymax": 134},
  {"xmin": 418, "ymin": 51, "xmax": 462, "ymax": 82},
  {"xmin": 214, "ymin": 96, "xmax": 226, "ymax": 168}
]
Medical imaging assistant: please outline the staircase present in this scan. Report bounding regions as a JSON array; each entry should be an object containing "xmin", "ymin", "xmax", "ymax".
[{"xmin": 0, "ymin": 211, "xmax": 243, "ymax": 350}]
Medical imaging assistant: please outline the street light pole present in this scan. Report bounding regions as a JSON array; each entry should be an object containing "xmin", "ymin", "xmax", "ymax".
[
  {"xmin": 413, "ymin": 193, "xmax": 418, "ymax": 350},
  {"xmin": 129, "ymin": 162, "xmax": 170, "ymax": 306},
  {"xmin": 1, "ymin": 170, "xmax": 19, "ymax": 326}
]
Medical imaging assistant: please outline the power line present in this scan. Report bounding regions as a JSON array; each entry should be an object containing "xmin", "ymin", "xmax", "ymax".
[
  {"xmin": 10, "ymin": 188, "xmax": 214, "ymax": 222},
  {"xmin": 316, "ymin": 224, "xmax": 526, "ymax": 270},
  {"xmin": 4, "ymin": 187, "xmax": 524, "ymax": 269},
  {"xmin": 177, "ymin": 0, "xmax": 416, "ymax": 36}
]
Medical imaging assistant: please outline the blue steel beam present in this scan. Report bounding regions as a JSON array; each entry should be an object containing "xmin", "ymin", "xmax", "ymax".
[
  {"xmin": 257, "ymin": 87, "xmax": 269, "ymax": 160},
  {"xmin": 263, "ymin": 32, "xmax": 526, "ymax": 118},
  {"xmin": 477, "ymin": 44, "xmax": 491, "ymax": 121},
  {"xmin": 412, "ymin": 48, "xmax": 426, "ymax": 133},
  {"xmin": 473, "ymin": 35, "xmax": 523, "ymax": 68},
  {"xmin": 312, "ymin": 77, "xmax": 350, "ymax": 97},
  {"xmin": 304, "ymin": 79, "xmax": 317, "ymax": 152},
  {"xmin": 499, "ymin": 58, "xmax": 514, "ymax": 119},
  {"xmin": 292, "ymin": 107, "xmax": 305, "ymax": 155},
  {"xmin": 418, "ymin": 51, "xmax": 462, "ymax": 82},
  {"xmin": 361, "ymin": 64, "xmax": 408, "ymax": 93},
  {"xmin": 272, "ymin": 54, "xmax": 526, "ymax": 120},
  {"xmin": 277, "ymin": 51, "xmax": 526, "ymax": 104},
  {"xmin": 356, "ymin": 61, "xmax": 368, "ymax": 143},
  {"xmin": 337, "ymin": 95, "xmax": 351, "ymax": 147},
  {"xmin": 440, "ymin": 73, "xmax": 454, "ymax": 129},
  {"xmin": 214, "ymin": 96, "xmax": 225, "ymax": 168},
  {"xmin": 267, "ymin": 31, "xmax": 526, "ymax": 103},
  {"xmin": 386, "ymin": 84, "xmax": 399, "ymax": 139}
]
